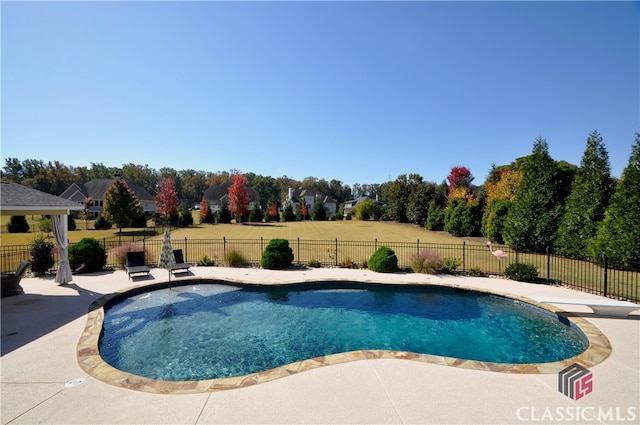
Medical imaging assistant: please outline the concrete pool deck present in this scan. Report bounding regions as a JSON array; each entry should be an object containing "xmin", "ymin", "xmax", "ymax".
[{"xmin": 1, "ymin": 266, "xmax": 639, "ymax": 424}]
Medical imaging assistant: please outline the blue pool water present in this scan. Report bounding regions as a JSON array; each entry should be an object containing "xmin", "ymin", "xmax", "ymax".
[{"xmin": 99, "ymin": 282, "xmax": 588, "ymax": 381}]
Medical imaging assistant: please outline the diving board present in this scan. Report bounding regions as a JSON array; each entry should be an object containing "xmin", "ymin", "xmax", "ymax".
[{"xmin": 530, "ymin": 296, "xmax": 639, "ymax": 317}]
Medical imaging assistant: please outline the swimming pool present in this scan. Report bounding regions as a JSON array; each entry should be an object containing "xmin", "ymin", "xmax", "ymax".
[{"xmin": 97, "ymin": 281, "xmax": 592, "ymax": 383}]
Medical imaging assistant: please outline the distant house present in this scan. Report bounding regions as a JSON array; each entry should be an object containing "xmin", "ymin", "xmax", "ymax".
[
  {"xmin": 286, "ymin": 187, "xmax": 338, "ymax": 217},
  {"xmin": 203, "ymin": 183, "xmax": 260, "ymax": 213},
  {"xmin": 342, "ymin": 195, "xmax": 383, "ymax": 217},
  {"xmin": 59, "ymin": 178, "xmax": 156, "ymax": 217},
  {"xmin": 286, "ymin": 187, "xmax": 316, "ymax": 212}
]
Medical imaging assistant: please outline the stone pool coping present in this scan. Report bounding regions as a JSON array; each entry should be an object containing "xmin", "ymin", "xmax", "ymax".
[{"xmin": 76, "ymin": 277, "xmax": 612, "ymax": 394}]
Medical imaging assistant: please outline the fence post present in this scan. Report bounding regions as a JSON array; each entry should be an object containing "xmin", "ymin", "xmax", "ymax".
[
  {"xmin": 375, "ymin": 238, "xmax": 377, "ymax": 251},
  {"xmin": 297, "ymin": 237, "xmax": 300, "ymax": 265},
  {"xmin": 260, "ymin": 237, "xmax": 263, "ymax": 254},
  {"xmin": 335, "ymin": 238, "xmax": 338, "ymax": 266},
  {"xmin": 462, "ymin": 241, "xmax": 466, "ymax": 272},
  {"xmin": 184, "ymin": 236, "xmax": 187, "ymax": 262},
  {"xmin": 602, "ymin": 254, "xmax": 608, "ymax": 297},
  {"xmin": 546, "ymin": 246, "xmax": 551, "ymax": 284},
  {"xmin": 515, "ymin": 245, "xmax": 519, "ymax": 264},
  {"xmin": 223, "ymin": 237, "xmax": 227, "ymax": 257},
  {"xmin": 417, "ymin": 239, "xmax": 420, "ymax": 257}
]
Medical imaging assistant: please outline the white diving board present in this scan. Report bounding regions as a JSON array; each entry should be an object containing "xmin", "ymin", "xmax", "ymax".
[{"xmin": 530, "ymin": 296, "xmax": 640, "ymax": 317}]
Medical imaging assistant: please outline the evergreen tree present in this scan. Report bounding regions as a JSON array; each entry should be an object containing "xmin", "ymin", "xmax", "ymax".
[
  {"xmin": 311, "ymin": 199, "xmax": 327, "ymax": 221},
  {"xmin": 248, "ymin": 203, "xmax": 264, "ymax": 222},
  {"xmin": 406, "ymin": 182, "xmax": 435, "ymax": 225},
  {"xmin": 425, "ymin": 200, "xmax": 445, "ymax": 231},
  {"xmin": 503, "ymin": 137, "xmax": 564, "ymax": 252},
  {"xmin": 282, "ymin": 203, "xmax": 295, "ymax": 222},
  {"xmin": 481, "ymin": 199, "xmax": 510, "ymax": 244},
  {"xmin": 555, "ymin": 131, "xmax": 614, "ymax": 258},
  {"xmin": 383, "ymin": 174, "xmax": 410, "ymax": 222},
  {"xmin": 216, "ymin": 198, "xmax": 232, "ymax": 223},
  {"xmin": 102, "ymin": 180, "xmax": 144, "ymax": 233},
  {"xmin": 590, "ymin": 133, "xmax": 640, "ymax": 269}
]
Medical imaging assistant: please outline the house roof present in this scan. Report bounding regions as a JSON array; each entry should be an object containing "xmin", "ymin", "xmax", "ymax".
[
  {"xmin": 60, "ymin": 179, "xmax": 155, "ymax": 202},
  {"xmin": 203, "ymin": 183, "xmax": 260, "ymax": 203},
  {"xmin": 0, "ymin": 182, "xmax": 83, "ymax": 215}
]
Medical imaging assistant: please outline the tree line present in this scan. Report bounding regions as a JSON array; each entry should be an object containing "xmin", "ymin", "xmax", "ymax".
[{"xmin": 3, "ymin": 131, "xmax": 639, "ymax": 268}]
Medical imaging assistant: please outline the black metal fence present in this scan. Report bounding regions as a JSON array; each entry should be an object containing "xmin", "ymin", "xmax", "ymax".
[{"xmin": 1, "ymin": 238, "xmax": 638, "ymax": 303}]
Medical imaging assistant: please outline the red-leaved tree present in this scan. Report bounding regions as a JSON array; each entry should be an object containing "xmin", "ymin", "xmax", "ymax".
[
  {"xmin": 447, "ymin": 166, "xmax": 475, "ymax": 201},
  {"xmin": 228, "ymin": 173, "xmax": 250, "ymax": 222},
  {"xmin": 200, "ymin": 196, "xmax": 212, "ymax": 223},
  {"xmin": 268, "ymin": 202, "xmax": 279, "ymax": 222},
  {"xmin": 155, "ymin": 178, "xmax": 180, "ymax": 224}
]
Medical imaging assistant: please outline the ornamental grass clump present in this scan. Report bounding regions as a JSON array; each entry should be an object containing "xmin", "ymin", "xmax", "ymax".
[
  {"xmin": 410, "ymin": 248, "xmax": 442, "ymax": 274},
  {"xmin": 261, "ymin": 238, "xmax": 294, "ymax": 270},
  {"xmin": 368, "ymin": 246, "xmax": 398, "ymax": 273},
  {"xmin": 110, "ymin": 242, "xmax": 147, "ymax": 268}
]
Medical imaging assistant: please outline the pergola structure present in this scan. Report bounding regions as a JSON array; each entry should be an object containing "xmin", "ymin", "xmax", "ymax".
[{"xmin": 1, "ymin": 182, "xmax": 83, "ymax": 284}]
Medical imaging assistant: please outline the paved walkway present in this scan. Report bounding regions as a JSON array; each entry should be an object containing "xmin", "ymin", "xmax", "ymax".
[{"xmin": 1, "ymin": 267, "xmax": 638, "ymax": 424}]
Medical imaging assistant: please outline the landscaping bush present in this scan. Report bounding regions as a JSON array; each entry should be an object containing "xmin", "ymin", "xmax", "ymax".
[
  {"xmin": 39, "ymin": 216, "xmax": 52, "ymax": 233},
  {"xmin": 468, "ymin": 267, "xmax": 487, "ymax": 277},
  {"xmin": 29, "ymin": 235, "xmax": 54, "ymax": 275},
  {"xmin": 440, "ymin": 257, "xmax": 461, "ymax": 274},
  {"xmin": 339, "ymin": 256, "xmax": 356, "ymax": 269},
  {"xmin": 368, "ymin": 246, "xmax": 398, "ymax": 273},
  {"xmin": 307, "ymin": 259, "xmax": 321, "ymax": 268},
  {"xmin": 261, "ymin": 238, "xmax": 294, "ymax": 270},
  {"xmin": 69, "ymin": 237, "xmax": 107, "ymax": 273},
  {"xmin": 410, "ymin": 248, "xmax": 442, "ymax": 274},
  {"xmin": 504, "ymin": 262, "xmax": 538, "ymax": 282},
  {"xmin": 197, "ymin": 254, "xmax": 216, "ymax": 266},
  {"xmin": 225, "ymin": 249, "xmax": 247, "ymax": 267},
  {"xmin": 94, "ymin": 215, "xmax": 112, "ymax": 230},
  {"xmin": 7, "ymin": 215, "xmax": 30, "ymax": 233},
  {"xmin": 67, "ymin": 215, "xmax": 77, "ymax": 231}
]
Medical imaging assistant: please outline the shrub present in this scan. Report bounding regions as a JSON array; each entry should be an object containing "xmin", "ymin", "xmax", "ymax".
[
  {"xmin": 368, "ymin": 246, "xmax": 398, "ymax": 273},
  {"xmin": 29, "ymin": 235, "xmax": 54, "ymax": 275},
  {"xmin": 307, "ymin": 259, "xmax": 321, "ymax": 268},
  {"xmin": 39, "ymin": 216, "xmax": 52, "ymax": 233},
  {"xmin": 69, "ymin": 238, "xmax": 107, "ymax": 273},
  {"xmin": 225, "ymin": 249, "xmax": 247, "ymax": 267},
  {"xmin": 339, "ymin": 256, "xmax": 356, "ymax": 269},
  {"xmin": 68, "ymin": 215, "xmax": 77, "ymax": 231},
  {"xmin": 440, "ymin": 257, "xmax": 461, "ymax": 274},
  {"xmin": 129, "ymin": 211, "xmax": 148, "ymax": 228},
  {"xmin": 110, "ymin": 243, "xmax": 147, "ymax": 268},
  {"xmin": 197, "ymin": 255, "xmax": 216, "ymax": 266},
  {"xmin": 261, "ymin": 238, "xmax": 294, "ymax": 270},
  {"xmin": 504, "ymin": 262, "xmax": 539, "ymax": 282},
  {"xmin": 468, "ymin": 267, "xmax": 487, "ymax": 277},
  {"xmin": 7, "ymin": 215, "xmax": 30, "ymax": 233},
  {"xmin": 94, "ymin": 215, "xmax": 112, "ymax": 230},
  {"xmin": 410, "ymin": 248, "xmax": 442, "ymax": 274}
]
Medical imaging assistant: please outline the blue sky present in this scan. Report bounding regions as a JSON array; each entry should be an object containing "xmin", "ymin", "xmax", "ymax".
[{"xmin": 2, "ymin": 1, "xmax": 638, "ymax": 187}]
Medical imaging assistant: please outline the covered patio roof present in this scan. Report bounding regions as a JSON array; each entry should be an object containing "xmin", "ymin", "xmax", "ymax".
[{"xmin": 0, "ymin": 181, "xmax": 82, "ymax": 216}]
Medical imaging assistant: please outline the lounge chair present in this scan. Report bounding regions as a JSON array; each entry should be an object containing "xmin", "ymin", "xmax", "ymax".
[
  {"xmin": 1, "ymin": 260, "xmax": 31, "ymax": 297},
  {"xmin": 171, "ymin": 249, "xmax": 191, "ymax": 275},
  {"xmin": 125, "ymin": 251, "xmax": 150, "ymax": 279}
]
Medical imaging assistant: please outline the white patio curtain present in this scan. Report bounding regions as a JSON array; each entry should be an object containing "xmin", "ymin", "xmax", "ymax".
[{"xmin": 52, "ymin": 214, "xmax": 72, "ymax": 284}]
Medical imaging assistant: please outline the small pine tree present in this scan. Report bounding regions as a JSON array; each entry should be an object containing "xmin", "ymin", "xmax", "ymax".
[
  {"xmin": 282, "ymin": 203, "xmax": 295, "ymax": 222},
  {"xmin": 311, "ymin": 199, "xmax": 327, "ymax": 221},
  {"xmin": 248, "ymin": 204, "xmax": 264, "ymax": 222},
  {"xmin": 216, "ymin": 199, "xmax": 232, "ymax": 224}
]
